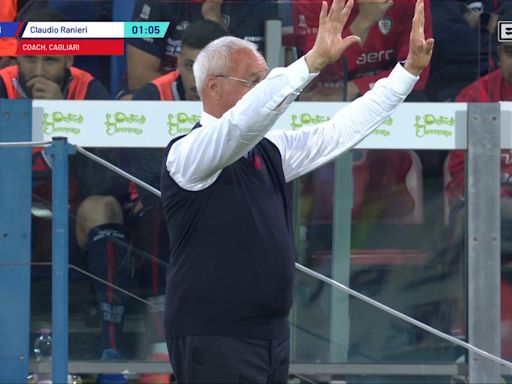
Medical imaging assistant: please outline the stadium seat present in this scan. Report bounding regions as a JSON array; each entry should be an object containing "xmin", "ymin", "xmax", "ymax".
[
  {"xmin": 352, "ymin": 149, "xmax": 424, "ymax": 224},
  {"xmin": 303, "ymin": 149, "xmax": 426, "ymax": 267},
  {"xmin": 352, "ymin": 149, "xmax": 425, "ymax": 264}
]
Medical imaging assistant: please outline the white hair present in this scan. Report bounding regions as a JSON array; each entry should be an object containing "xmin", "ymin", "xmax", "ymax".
[{"xmin": 193, "ymin": 36, "xmax": 260, "ymax": 99}]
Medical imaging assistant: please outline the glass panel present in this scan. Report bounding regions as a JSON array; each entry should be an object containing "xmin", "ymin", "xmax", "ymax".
[
  {"xmin": 31, "ymin": 147, "xmax": 170, "ymax": 381},
  {"xmin": 292, "ymin": 269, "xmax": 467, "ymax": 383},
  {"xmin": 293, "ymin": 147, "xmax": 464, "ymax": 364},
  {"xmin": 71, "ymin": 147, "xmax": 167, "ymax": 366},
  {"xmin": 289, "ymin": 0, "xmax": 508, "ymax": 372}
]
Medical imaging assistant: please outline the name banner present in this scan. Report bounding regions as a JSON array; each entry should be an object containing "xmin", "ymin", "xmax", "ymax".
[
  {"xmin": 16, "ymin": 39, "xmax": 124, "ymax": 56},
  {"xmin": 20, "ymin": 22, "xmax": 169, "ymax": 39},
  {"xmin": 31, "ymin": 100, "xmax": 468, "ymax": 149}
]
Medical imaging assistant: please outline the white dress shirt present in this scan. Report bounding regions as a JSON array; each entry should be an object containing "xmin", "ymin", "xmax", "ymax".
[{"xmin": 166, "ymin": 56, "xmax": 419, "ymax": 191}]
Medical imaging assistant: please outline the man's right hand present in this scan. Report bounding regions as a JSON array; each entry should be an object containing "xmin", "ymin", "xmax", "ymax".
[
  {"xmin": 26, "ymin": 76, "xmax": 63, "ymax": 99},
  {"xmin": 304, "ymin": 0, "xmax": 361, "ymax": 73}
]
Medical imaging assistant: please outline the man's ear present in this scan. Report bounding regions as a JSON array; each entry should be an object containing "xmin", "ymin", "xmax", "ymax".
[
  {"xmin": 65, "ymin": 55, "xmax": 74, "ymax": 68},
  {"xmin": 206, "ymin": 75, "xmax": 222, "ymax": 100}
]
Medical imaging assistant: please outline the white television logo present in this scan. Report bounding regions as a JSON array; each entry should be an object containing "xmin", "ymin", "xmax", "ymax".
[{"xmin": 499, "ymin": 21, "xmax": 512, "ymax": 42}]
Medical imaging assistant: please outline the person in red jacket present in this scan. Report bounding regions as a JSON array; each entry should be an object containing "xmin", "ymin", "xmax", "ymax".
[
  {"xmin": 292, "ymin": 0, "xmax": 432, "ymax": 101},
  {"xmin": 446, "ymin": 42, "xmax": 512, "ymax": 205},
  {"xmin": 292, "ymin": 0, "xmax": 435, "ymax": 364},
  {"xmin": 126, "ymin": 0, "xmax": 272, "ymax": 92},
  {"xmin": 445, "ymin": 32, "xmax": 512, "ymax": 361}
]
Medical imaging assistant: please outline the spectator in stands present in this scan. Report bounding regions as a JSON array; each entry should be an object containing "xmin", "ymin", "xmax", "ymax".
[
  {"xmin": 427, "ymin": 0, "xmax": 506, "ymax": 101},
  {"xmin": 127, "ymin": 19, "xmax": 228, "ymax": 384},
  {"xmin": 291, "ymin": 0, "xmax": 432, "ymax": 213},
  {"xmin": 44, "ymin": 0, "xmax": 113, "ymax": 94},
  {"xmin": 445, "ymin": 8, "xmax": 512, "ymax": 360},
  {"xmin": 0, "ymin": 10, "xmax": 132, "ymax": 381},
  {"xmin": 292, "ymin": 0, "xmax": 432, "ymax": 101},
  {"xmin": 126, "ymin": 0, "xmax": 272, "ymax": 92},
  {"xmin": 160, "ymin": 0, "xmax": 433, "ymax": 380},
  {"xmin": 0, "ymin": 0, "xmax": 89, "ymax": 69}
]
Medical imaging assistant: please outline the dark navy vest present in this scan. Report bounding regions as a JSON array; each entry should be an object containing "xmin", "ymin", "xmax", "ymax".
[{"xmin": 160, "ymin": 124, "xmax": 295, "ymax": 339}]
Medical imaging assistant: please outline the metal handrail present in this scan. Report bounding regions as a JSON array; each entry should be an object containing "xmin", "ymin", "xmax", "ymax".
[
  {"xmin": 73, "ymin": 145, "xmax": 512, "ymax": 371},
  {"xmin": 0, "ymin": 140, "xmax": 52, "ymax": 147},
  {"xmin": 8, "ymin": 140, "xmax": 511, "ymax": 374},
  {"xmin": 75, "ymin": 145, "xmax": 161, "ymax": 197}
]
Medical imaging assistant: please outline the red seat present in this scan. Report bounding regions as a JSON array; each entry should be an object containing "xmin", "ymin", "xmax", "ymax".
[
  {"xmin": 301, "ymin": 149, "xmax": 425, "ymax": 266},
  {"xmin": 352, "ymin": 149, "xmax": 424, "ymax": 224}
]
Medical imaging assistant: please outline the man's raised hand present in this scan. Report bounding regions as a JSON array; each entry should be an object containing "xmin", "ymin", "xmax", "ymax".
[
  {"xmin": 304, "ymin": 0, "xmax": 361, "ymax": 73},
  {"xmin": 404, "ymin": 0, "xmax": 434, "ymax": 76}
]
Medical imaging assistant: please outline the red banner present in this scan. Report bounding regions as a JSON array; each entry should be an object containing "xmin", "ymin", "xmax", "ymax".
[{"xmin": 15, "ymin": 39, "xmax": 124, "ymax": 56}]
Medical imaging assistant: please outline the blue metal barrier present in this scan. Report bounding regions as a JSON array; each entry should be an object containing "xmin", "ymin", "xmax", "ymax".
[
  {"xmin": 45, "ymin": 137, "xmax": 75, "ymax": 384},
  {"xmin": 0, "ymin": 99, "xmax": 32, "ymax": 383}
]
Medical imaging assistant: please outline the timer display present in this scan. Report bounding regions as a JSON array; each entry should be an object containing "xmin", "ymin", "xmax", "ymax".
[
  {"xmin": 132, "ymin": 25, "xmax": 160, "ymax": 35},
  {"xmin": 124, "ymin": 22, "xmax": 168, "ymax": 38}
]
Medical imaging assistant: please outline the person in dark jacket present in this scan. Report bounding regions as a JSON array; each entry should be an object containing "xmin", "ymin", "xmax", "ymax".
[
  {"xmin": 427, "ymin": 0, "xmax": 511, "ymax": 101},
  {"xmin": 126, "ymin": 0, "xmax": 272, "ymax": 91}
]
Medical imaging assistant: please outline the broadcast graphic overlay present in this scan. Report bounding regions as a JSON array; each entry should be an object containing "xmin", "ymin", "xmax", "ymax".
[
  {"xmin": 499, "ymin": 20, "xmax": 512, "ymax": 42},
  {"xmin": 0, "ymin": 21, "xmax": 169, "ymax": 55}
]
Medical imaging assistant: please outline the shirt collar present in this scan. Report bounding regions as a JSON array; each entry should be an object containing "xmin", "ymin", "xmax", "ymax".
[{"xmin": 200, "ymin": 111, "xmax": 219, "ymax": 127}]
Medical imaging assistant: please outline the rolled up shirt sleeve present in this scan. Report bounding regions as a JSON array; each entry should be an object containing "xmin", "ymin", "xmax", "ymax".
[
  {"xmin": 266, "ymin": 63, "xmax": 419, "ymax": 182},
  {"xmin": 167, "ymin": 56, "xmax": 317, "ymax": 191}
]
